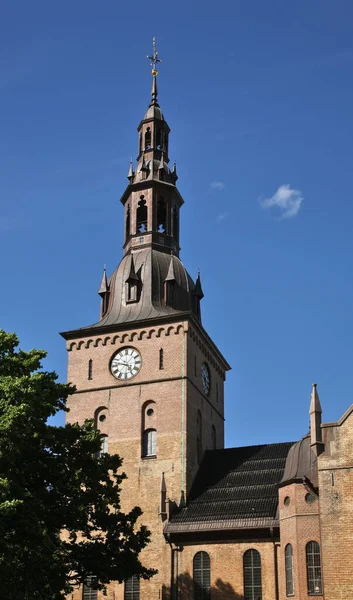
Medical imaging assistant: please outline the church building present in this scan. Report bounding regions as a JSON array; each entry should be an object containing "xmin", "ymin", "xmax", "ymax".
[{"xmin": 61, "ymin": 44, "xmax": 353, "ymax": 600}]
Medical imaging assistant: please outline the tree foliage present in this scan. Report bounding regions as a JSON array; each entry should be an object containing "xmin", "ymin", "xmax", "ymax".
[{"xmin": 0, "ymin": 330, "xmax": 155, "ymax": 599}]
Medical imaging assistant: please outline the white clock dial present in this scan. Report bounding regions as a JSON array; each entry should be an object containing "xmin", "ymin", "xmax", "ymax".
[
  {"xmin": 110, "ymin": 347, "xmax": 141, "ymax": 380},
  {"xmin": 201, "ymin": 362, "xmax": 210, "ymax": 395}
]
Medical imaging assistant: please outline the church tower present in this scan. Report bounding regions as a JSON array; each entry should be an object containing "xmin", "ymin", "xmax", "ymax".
[{"xmin": 61, "ymin": 40, "xmax": 230, "ymax": 600}]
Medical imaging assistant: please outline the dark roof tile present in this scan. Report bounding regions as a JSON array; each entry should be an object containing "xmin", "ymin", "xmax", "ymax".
[{"xmin": 167, "ymin": 442, "xmax": 294, "ymax": 533}]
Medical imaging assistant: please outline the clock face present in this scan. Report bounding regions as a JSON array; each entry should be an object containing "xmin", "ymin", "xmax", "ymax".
[
  {"xmin": 110, "ymin": 347, "xmax": 142, "ymax": 380},
  {"xmin": 201, "ymin": 362, "xmax": 211, "ymax": 395}
]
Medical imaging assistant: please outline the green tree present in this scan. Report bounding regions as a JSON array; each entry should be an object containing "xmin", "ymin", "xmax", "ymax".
[{"xmin": 0, "ymin": 330, "xmax": 155, "ymax": 599}]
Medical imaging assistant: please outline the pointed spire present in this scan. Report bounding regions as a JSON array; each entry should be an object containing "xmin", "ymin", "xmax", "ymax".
[
  {"xmin": 125, "ymin": 254, "xmax": 139, "ymax": 282},
  {"xmin": 127, "ymin": 159, "xmax": 134, "ymax": 181},
  {"xmin": 138, "ymin": 155, "xmax": 148, "ymax": 173},
  {"xmin": 165, "ymin": 255, "xmax": 176, "ymax": 282},
  {"xmin": 309, "ymin": 383, "xmax": 324, "ymax": 456},
  {"xmin": 310, "ymin": 383, "xmax": 322, "ymax": 414},
  {"xmin": 98, "ymin": 266, "xmax": 109, "ymax": 297},
  {"xmin": 160, "ymin": 472, "xmax": 166, "ymax": 493},
  {"xmin": 194, "ymin": 271, "xmax": 204, "ymax": 299},
  {"xmin": 147, "ymin": 37, "xmax": 161, "ymax": 106},
  {"xmin": 151, "ymin": 75, "xmax": 158, "ymax": 106}
]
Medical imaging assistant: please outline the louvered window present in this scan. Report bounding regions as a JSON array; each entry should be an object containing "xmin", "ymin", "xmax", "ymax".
[
  {"xmin": 243, "ymin": 549, "xmax": 262, "ymax": 600},
  {"xmin": 193, "ymin": 551, "xmax": 210, "ymax": 600},
  {"xmin": 306, "ymin": 541, "xmax": 322, "ymax": 595},
  {"xmin": 143, "ymin": 429, "xmax": 156, "ymax": 457},
  {"xmin": 124, "ymin": 575, "xmax": 140, "ymax": 600},
  {"xmin": 82, "ymin": 576, "xmax": 97, "ymax": 600},
  {"xmin": 285, "ymin": 544, "xmax": 294, "ymax": 596}
]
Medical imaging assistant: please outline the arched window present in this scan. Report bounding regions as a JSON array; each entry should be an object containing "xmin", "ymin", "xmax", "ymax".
[
  {"xmin": 212, "ymin": 425, "xmax": 216, "ymax": 450},
  {"xmin": 193, "ymin": 551, "xmax": 210, "ymax": 600},
  {"xmin": 197, "ymin": 410, "xmax": 202, "ymax": 463},
  {"xmin": 172, "ymin": 205, "xmax": 179, "ymax": 243},
  {"xmin": 96, "ymin": 434, "xmax": 108, "ymax": 458},
  {"xmin": 156, "ymin": 128, "xmax": 162, "ymax": 150},
  {"xmin": 144, "ymin": 127, "xmax": 151, "ymax": 150},
  {"xmin": 124, "ymin": 575, "xmax": 140, "ymax": 600},
  {"xmin": 126, "ymin": 204, "xmax": 131, "ymax": 240},
  {"xmin": 143, "ymin": 429, "xmax": 156, "ymax": 457},
  {"xmin": 88, "ymin": 359, "xmax": 93, "ymax": 380},
  {"xmin": 306, "ymin": 541, "xmax": 322, "ymax": 595},
  {"xmin": 157, "ymin": 197, "xmax": 167, "ymax": 233},
  {"xmin": 243, "ymin": 549, "xmax": 262, "ymax": 600},
  {"xmin": 136, "ymin": 196, "xmax": 148, "ymax": 233},
  {"xmin": 285, "ymin": 544, "xmax": 294, "ymax": 596},
  {"xmin": 82, "ymin": 576, "xmax": 97, "ymax": 600}
]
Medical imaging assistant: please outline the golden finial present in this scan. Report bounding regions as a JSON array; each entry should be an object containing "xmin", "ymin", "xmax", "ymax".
[{"xmin": 147, "ymin": 37, "xmax": 162, "ymax": 76}]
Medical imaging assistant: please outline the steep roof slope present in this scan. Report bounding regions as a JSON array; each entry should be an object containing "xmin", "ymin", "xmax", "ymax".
[{"xmin": 166, "ymin": 442, "xmax": 295, "ymax": 534}]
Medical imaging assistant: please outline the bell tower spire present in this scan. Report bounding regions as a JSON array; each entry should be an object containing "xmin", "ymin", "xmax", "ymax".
[
  {"xmin": 147, "ymin": 36, "xmax": 162, "ymax": 105},
  {"xmin": 120, "ymin": 39, "xmax": 183, "ymax": 258}
]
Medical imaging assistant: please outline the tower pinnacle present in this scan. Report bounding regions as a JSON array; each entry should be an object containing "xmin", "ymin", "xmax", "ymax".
[
  {"xmin": 147, "ymin": 37, "xmax": 162, "ymax": 76},
  {"xmin": 147, "ymin": 38, "xmax": 161, "ymax": 106}
]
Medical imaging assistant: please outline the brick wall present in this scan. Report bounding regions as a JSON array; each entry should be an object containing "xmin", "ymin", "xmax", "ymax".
[
  {"xmin": 65, "ymin": 319, "xmax": 227, "ymax": 599},
  {"xmin": 318, "ymin": 406, "xmax": 353, "ymax": 600},
  {"xmin": 278, "ymin": 483, "xmax": 322, "ymax": 599}
]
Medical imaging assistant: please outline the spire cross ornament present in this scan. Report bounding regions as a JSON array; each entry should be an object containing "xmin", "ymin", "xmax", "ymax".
[{"xmin": 147, "ymin": 37, "xmax": 162, "ymax": 76}]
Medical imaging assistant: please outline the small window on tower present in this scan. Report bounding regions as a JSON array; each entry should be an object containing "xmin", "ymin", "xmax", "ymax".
[
  {"xmin": 159, "ymin": 348, "xmax": 164, "ymax": 370},
  {"xmin": 126, "ymin": 282, "xmax": 138, "ymax": 303},
  {"xmin": 96, "ymin": 434, "xmax": 108, "ymax": 458},
  {"xmin": 173, "ymin": 205, "xmax": 179, "ymax": 243},
  {"xmin": 136, "ymin": 196, "xmax": 148, "ymax": 233},
  {"xmin": 197, "ymin": 410, "xmax": 202, "ymax": 464},
  {"xmin": 143, "ymin": 429, "xmax": 156, "ymax": 457},
  {"xmin": 145, "ymin": 127, "xmax": 151, "ymax": 150},
  {"xmin": 88, "ymin": 359, "xmax": 93, "ymax": 380},
  {"xmin": 212, "ymin": 425, "xmax": 216, "ymax": 450},
  {"xmin": 125, "ymin": 205, "xmax": 131, "ymax": 240},
  {"xmin": 157, "ymin": 198, "xmax": 167, "ymax": 233},
  {"xmin": 156, "ymin": 128, "xmax": 163, "ymax": 150}
]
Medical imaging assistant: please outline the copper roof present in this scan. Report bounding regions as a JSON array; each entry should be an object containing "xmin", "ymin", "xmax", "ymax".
[{"xmin": 280, "ymin": 435, "xmax": 318, "ymax": 489}]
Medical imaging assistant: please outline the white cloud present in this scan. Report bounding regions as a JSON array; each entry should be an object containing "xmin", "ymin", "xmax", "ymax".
[
  {"xmin": 210, "ymin": 181, "xmax": 225, "ymax": 191},
  {"xmin": 216, "ymin": 212, "xmax": 228, "ymax": 223},
  {"xmin": 261, "ymin": 184, "xmax": 303, "ymax": 219}
]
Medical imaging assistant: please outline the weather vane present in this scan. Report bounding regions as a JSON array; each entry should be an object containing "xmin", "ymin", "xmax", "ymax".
[{"xmin": 147, "ymin": 37, "xmax": 162, "ymax": 76}]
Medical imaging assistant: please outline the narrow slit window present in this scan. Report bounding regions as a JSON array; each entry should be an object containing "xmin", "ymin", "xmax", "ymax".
[
  {"xmin": 159, "ymin": 348, "xmax": 164, "ymax": 370},
  {"xmin": 88, "ymin": 359, "xmax": 93, "ymax": 380},
  {"xmin": 197, "ymin": 411, "xmax": 202, "ymax": 464},
  {"xmin": 157, "ymin": 197, "xmax": 167, "ymax": 233},
  {"xmin": 173, "ymin": 205, "xmax": 179, "ymax": 243},
  {"xmin": 212, "ymin": 425, "xmax": 216, "ymax": 450},
  {"xmin": 125, "ymin": 205, "xmax": 131, "ymax": 240},
  {"xmin": 285, "ymin": 544, "xmax": 294, "ymax": 596}
]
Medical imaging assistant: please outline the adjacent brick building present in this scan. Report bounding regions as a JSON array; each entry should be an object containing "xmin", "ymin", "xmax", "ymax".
[{"xmin": 61, "ymin": 51, "xmax": 353, "ymax": 600}]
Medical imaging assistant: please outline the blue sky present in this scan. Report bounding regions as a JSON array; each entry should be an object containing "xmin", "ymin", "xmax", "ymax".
[{"xmin": 1, "ymin": 0, "xmax": 353, "ymax": 447}]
